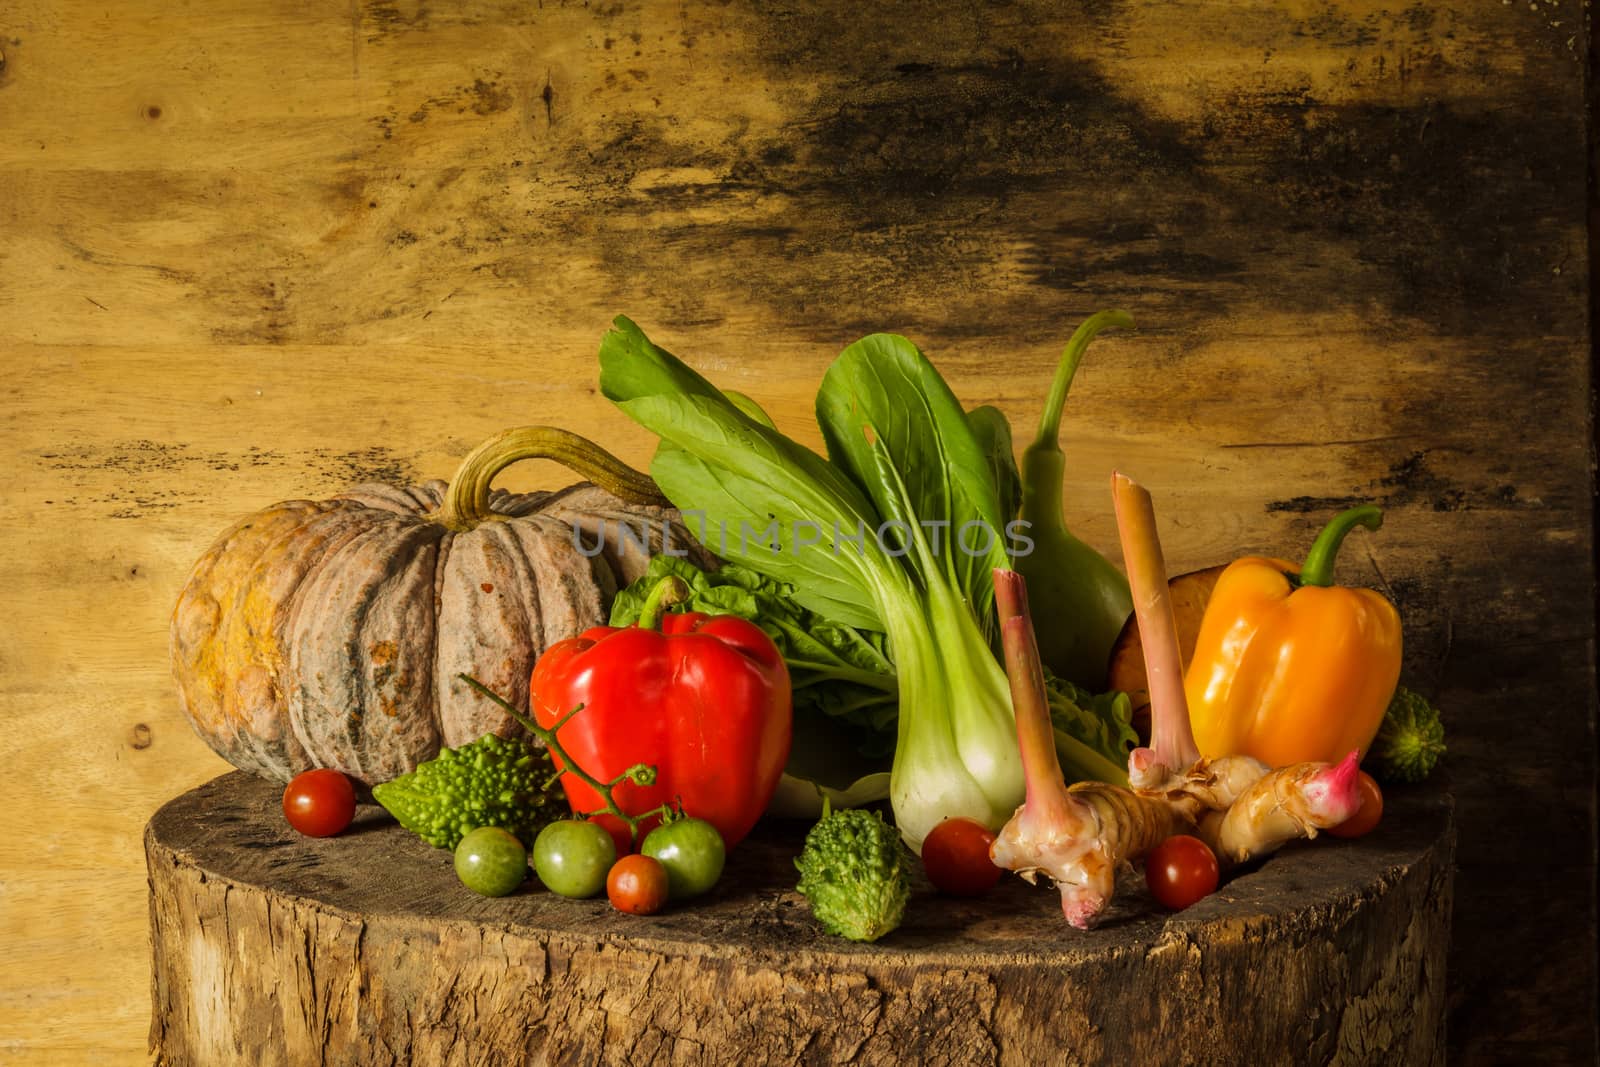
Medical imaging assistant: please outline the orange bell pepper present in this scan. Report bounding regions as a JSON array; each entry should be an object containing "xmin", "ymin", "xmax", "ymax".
[{"xmin": 1184, "ymin": 505, "xmax": 1402, "ymax": 768}]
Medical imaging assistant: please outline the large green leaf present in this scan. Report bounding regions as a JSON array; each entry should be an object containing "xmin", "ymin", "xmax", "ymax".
[
  {"xmin": 601, "ymin": 318, "xmax": 905, "ymax": 631},
  {"xmin": 968, "ymin": 404, "xmax": 1022, "ymax": 526},
  {"xmin": 815, "ymin": 334, "xmax": 1013, "ymax": 617},
  {"xmin": 598, "ymin": 315, "xmax": 727, "ymax": 406}
]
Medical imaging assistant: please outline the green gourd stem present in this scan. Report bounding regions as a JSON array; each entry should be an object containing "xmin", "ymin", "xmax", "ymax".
[
  {"xmin": 635, "ymin": 575, "xmax": 691, "ymax": 630},
  {"xmin": 1298, "ymin": 505, "xmax": 1384, "ymax": 588},
  {"xmin": 1030, "ymin": 310, "xmax": 1135, "ymax": 452},
  {"xmin": 435, "ymin": 426, "xmax": 668, "ymax": 532},
  {"xmin": 458, "ymin": 674, "xmax": 673, "ymax": 846}
]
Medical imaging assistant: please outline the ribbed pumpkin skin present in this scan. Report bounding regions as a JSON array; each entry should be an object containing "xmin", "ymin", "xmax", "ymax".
[{"xmin": 171, "ymin": 480, "xmax": 707, "ymax": 786}]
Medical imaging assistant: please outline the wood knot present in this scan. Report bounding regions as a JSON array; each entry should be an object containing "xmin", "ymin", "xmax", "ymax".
[
  {"xmin": 131, "ymin": 723, "xmax": 154, "ymax": 750},
  {"xmin": 145, "ymin": 104, "xmax": 163, "ymax": 120}
]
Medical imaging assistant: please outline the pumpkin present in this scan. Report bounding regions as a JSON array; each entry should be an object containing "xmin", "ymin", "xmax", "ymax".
[{"xmin": 170, "ymin": 427, "xmax": 712, "ymax": 786}]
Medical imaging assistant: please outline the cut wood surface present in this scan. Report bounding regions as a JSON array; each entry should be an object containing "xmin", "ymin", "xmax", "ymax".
[
  {"xmin": 147, "ymin": 772, "xmax": 1454, "ymax": 1067},
  {"xmin": 0, "ymin": 0, "xmax": 1593, "ymax": 1063}
]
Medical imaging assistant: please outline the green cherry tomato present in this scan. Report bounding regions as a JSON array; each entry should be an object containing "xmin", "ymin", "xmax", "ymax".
[
  {"xmin": 641, "ymin": 817, "xmax": 726, "ymax": 900},
  {"xmin": 532, "ymin": 819, "xmax": 617, "ymax": 899},
  {"xmin": 454, "ymin": 826, "xmax": 529, "ymax": 897}
]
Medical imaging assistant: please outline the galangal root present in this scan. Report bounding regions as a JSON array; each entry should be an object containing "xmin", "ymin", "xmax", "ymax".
[{"xmin": 989, "ymin": 473, "xmax": 1361, "ymax": 929}]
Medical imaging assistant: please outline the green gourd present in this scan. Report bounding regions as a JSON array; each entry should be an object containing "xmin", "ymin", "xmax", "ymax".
[
  {"xmin": 1014, "ymin": 312, "xmax": 1136, "ymax": 691},
  {"xmin": 794, "ymin": 803, "xmax": 910, "ymax": 943},
  {"xmin": 373, "ymin": 731, "xmax": 562, "ymax": 850}
]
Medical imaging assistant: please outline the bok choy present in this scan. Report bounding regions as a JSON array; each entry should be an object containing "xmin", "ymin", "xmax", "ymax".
[{"xmin": 598, "ymin": 316, "xmax": 1131, "ymax": 850}]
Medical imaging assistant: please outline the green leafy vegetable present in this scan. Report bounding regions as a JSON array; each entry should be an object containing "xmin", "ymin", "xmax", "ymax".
[
  {"xmin": 600, "ymin": 317, "xmax": 887, "ymax": 630},
  {"xmin": 372, "ymin": 732, "xmax": 563, "ymax": 850},
  {"xmin": 1047, "ymin": 670, "xmax": 1139, "ymax": 786},
  {"xmin": 1370, "ymin": 685, "xmax": 1446, "ymax": 783},
  {"xmin": 815, "ymin": 332, "xmax": 1013, "ymax": 633},
  {"xmin": 601, "ymin": 318, "xmax": 1020, "ymax": 850},
  {"xmin": 599, "ymin": 315, "xmax": 1133, "ymax": 849},
  {"xmin": 795, "ymin": 803, "xmax": 910, "ymax": 942},
  {"xmin": 610, "ymin": 555, "xmax": 897, "ymax": 748},
  {"xmin": 968, "ymin": 404, "xmax": 1023, "ymax": 527}
]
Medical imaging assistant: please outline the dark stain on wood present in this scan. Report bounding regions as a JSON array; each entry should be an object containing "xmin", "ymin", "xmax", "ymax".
[
  {"xmin": 557, "ymin": 1, "xmax": 1585, "ymax": 348},
  {"xmin": 365, "ymin": 0, "xmax": 431, "ymax": 39},
  {"xmin": 1264, "ymin": 450, "xmax": 1516, "ymax": 515},
  {"xmin": 304, "ymin": 446, "xmax": 419, "ymax": 487},
  {"xmin": 1242, "ymin": 96, "xmax": 1583, "ymax": 333},
  {"xmin": 31, "ymin": 441, "xmax": 420, "ymax": 512}
]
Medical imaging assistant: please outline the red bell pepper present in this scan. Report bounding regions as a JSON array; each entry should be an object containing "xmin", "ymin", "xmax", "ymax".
[{"xmin": 529, "ymin": 576, "xmax": 792, "ymax": 850}]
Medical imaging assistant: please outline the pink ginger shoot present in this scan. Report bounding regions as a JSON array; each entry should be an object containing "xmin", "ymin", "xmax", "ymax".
[
  {"xmin": 990, "ymin": 569, "xmax": 1120, "ymax": 927},
  {"xmin": 1111, "ymin": 472, "xmax": 1202, "ymax": 790},
  {"xmin": 991, "ymin": 568, "xmax": 1194, "ymax": 926},
  {"xmin": 1201, "ymin": 749, "xmax": 1363, "ymax": 866}
]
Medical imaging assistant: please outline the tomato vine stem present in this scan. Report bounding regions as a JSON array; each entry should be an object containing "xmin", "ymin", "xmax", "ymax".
[{"xmin": 459, "ymin": 674, "xmax": 675, "ymax": 846}]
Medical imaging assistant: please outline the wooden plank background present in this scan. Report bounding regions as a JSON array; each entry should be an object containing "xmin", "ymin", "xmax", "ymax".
[{"xmin": 1, "ymin": 0, "xmax": 1593, "ymax": 1063}]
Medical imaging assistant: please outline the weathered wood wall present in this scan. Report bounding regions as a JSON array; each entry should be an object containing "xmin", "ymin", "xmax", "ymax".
[{"xmin": 1, "ymin": 0, "xmax": 1593, "ymax": 1063}]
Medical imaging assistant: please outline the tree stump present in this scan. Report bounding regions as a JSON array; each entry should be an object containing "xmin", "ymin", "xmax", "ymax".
[{"xmin": 147, "ymin": 773, "xmax": 1453, "ymax": 1066}]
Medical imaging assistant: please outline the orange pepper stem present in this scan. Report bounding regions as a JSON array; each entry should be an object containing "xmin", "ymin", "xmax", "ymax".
[
  {"xmin": 636, "ymin": 575, "xmax": 691, "ymax": 630},
  {"xmin": 1298, "ymin": 505, "xmax": 1384, "ymax": 588}
]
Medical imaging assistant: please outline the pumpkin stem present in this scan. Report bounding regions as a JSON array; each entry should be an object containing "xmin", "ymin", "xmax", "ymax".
[{"xmin": 435, "ymin": 426, "xmax": 669, "ymax": 531}]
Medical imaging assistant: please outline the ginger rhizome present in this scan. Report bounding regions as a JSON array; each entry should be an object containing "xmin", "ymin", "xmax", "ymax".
[
  {"xmin": 990, "ymin": 567, "xmax": 1188, "ymax": 926},
  {"xmin": 988, "ymin": 473, "xmax": 1365, "ymax": 928}
]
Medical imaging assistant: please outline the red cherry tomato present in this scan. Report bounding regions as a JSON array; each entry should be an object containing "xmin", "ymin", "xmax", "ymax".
[
  {"xmin": 921, "ymin": 817, "xmax": 1004, "ymax": 897},
  {"xmin": 1327, "ymin": 772, "xmax": 1384, "ymax": 839},
  {"xmin": 607, "ymin": 854, "xmax": 669, "ymax": 915},
  {"xmin": 282, "ymin": 769, "xmax": 356, "ymax": 837},
  {"xmin": 1144, "ymin": 835, "xmax": 1220, "ymax": 911}
]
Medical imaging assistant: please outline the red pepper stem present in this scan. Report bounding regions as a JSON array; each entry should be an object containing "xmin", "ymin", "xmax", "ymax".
[
  {"xmin": 1299, "ymin": 505, "xmax": 1384, "ymax": 588},
  {"xmin": 1030, "ymin": 310, "xmax": 1135, "ymax": 452},
  {"xmin": 636, "ymin": 575, "xmax": 692, "ymax": 630}
]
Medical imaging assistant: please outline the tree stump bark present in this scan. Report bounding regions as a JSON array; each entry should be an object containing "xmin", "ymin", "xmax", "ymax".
[{"xmin": 147, "ymin": 773, "xmax": 1453, "ymax": 1066}]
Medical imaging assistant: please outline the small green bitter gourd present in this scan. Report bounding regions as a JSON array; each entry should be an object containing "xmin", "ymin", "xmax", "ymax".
[
  {"xmin": 794, "ymin": 804, "xmax": 910, "ymax": 942},
  {"xmin": 373, "ymin": 732, "xmax": 563, "ymax": 850}
]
